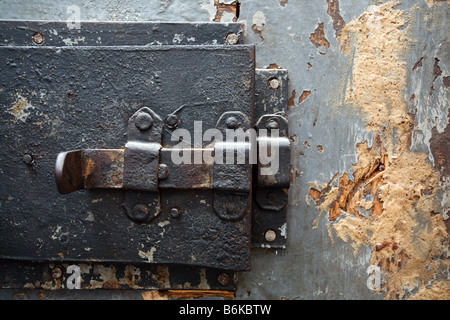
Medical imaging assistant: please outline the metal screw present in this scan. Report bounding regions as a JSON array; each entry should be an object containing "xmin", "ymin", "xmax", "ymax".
[
  {"xmin": 269, "ymin": 78, "xmax": 280, "ymax": 89},
  {"xmin": 266, "ymin": 120, "xmax": 279, "ymax": 130},
  {"xmin": 226, "ymin": 33, "xmax": 239, "ymax": 45},
  {"xmin": 265, "ymin": 229, "xmax": 277, "ymax": 242},
  {"xmin": 165, "ymin": 114, "xmax": 179, "ymax": 128},
  {"xmin": 135, "ymin": 112, "xmax": 153, "ymax": 131},
  {"xmin": 32, "ymin": 32, "xmax": 44, "ymax": 45},
  {"xmin": 51, "ymin": 267, "xmax": 63, "ymax": 279},
  {"xmin": 22, "ymin": 154, "xmax": 34, "ymax": 165},
  {"xmin": 170, "ymin": 207, "xmax": 180, "ymax": 218},
  {"xmin": 217, "ymin": 273, "xmax": 230, "ymax": 286},
  {"xmin": 226, "ymin": 116, "xmax": 240, "ymax": 129},
  {"xmin": 131, "ymin": 204, "xmax": 150, "ymax": 222},
  {"xmin": 158, "ymin": 164, "xmax": 169, "ymax": 180}
]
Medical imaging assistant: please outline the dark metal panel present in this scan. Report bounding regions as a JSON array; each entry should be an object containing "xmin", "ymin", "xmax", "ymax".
[
  {"xmin": 0, "ymin": 20, "xmax": 244, "ymax": 46},
  {"xmin": 0, "ymin": 44, "xmax": 255, "ymax": 271}
]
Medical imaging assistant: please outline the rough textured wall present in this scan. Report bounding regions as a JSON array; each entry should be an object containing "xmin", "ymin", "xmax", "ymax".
[{"xmin": 0, "ymin": 0, "xmax": 448, "ymax": 300}]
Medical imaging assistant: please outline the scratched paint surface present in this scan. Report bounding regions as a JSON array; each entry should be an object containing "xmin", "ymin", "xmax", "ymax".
[{"xmin": 0, "ymin": 0, "xmax": 448, "ymax": 300}]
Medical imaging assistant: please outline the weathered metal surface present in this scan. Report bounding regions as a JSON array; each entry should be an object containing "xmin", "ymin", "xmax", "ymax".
[
  {"xmin": 254, "ymin": 69, "xmax": 289, "ymax": 120},
  {"xmin": 1, "ymin": 0, "xmax": 447, "ymax": 301},
  {"xmin": 0, "ymin": 261, "xmax": 237, "ymax": 291},
  {"xmin": 256, "ymin": 114, "xmax": 290, "ymax": 188},
  {"xmin": 251, "ymin": 70, "xmax": 290, "ymax": 249},
  {"xmin": 158, "ymin": 148, "xmax": 214, "ymax": 189},
  {"xmin": 0, "ymin": 39, "xmax": 255, "ymax": 272},
  {"xmin": 237, "ymin": 0, "xmax": 449, "ymax": 300}
]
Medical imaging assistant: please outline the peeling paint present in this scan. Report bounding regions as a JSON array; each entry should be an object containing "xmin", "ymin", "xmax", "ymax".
[
  {"xmin": 202, "ymin": 0, "xmax": 238, "ymax": 22},
  {"xmin": 309, "ymin": 1, "xmax": 449, "ymax": 300},
  {"xmin": 138, "ymin": 247, "xmax": 157, "ymax": 263},
  {"xmin": 278, "ymin": 0, "xmax": 288, "ymax": 8},
  {"xmin": 309, "ymin": 22, "xmax": 330, "ymax": 55},
  {"xmin": 251, "ymin": 10, "xmax": 265, "ymax": 42},
  {"xmin": 298, "ymin": 90, "xmax": 311, "ymax": 105},
  {"xmin": 62, "ymin": 36, "xmax": 85, "ymax": 46},
  {"xmin": 8, "ymin": 94, "xmax": 34, "ymax": 123},
  {"xmin": 326, "ymin": 0, "xmax": 346, "ymax": 39}
]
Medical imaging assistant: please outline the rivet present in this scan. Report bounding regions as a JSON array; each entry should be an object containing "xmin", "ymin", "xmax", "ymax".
[
  {"xmin": 170, "ymin": 207, "xmax": 180, "ymax": 218},
  {"xmin": 32, "ymin": 32, "xmax": 44, "ymax": 45},
  {"xmin": 266, "ymin": 120, "xmax": 279, "ymax": 130},
  {"xmin": 269, "ymin": 78, "xmax": 280, "ymax": 89},
  {"xmin": 217, "ymin": 273, "xmax": 230, "ymax": 286},
  {"xmin": 265, "ymin": 229, "xmax": 277, "ymax": 242},
  {"xmin": 158, "ymin": 164, "xmax": 169, "ymax": 180},
  {"xmin": 226, "ymin": 33, "xmax": 239, "ymax": 45},
  {"xmin": 135, "ymin": 112, "xmax": 153, "ymax": 131},
  {"xmin": 131, "ymin": 204, "xmax": 150, "ymax": 222},
  {"xmin": 22, "ymin": 154, "xmax": 34, "ymax": 165},
  {"xmin": 51, "ymin": 267, "xmax": 63, "ymax": 279},
  {"xmin": 165, "ymin": 114, "xmax": 179, "ymax": 128},
  {"xmin": 226, "ymin": 116, "xmax": 240, "ymax": 129}
]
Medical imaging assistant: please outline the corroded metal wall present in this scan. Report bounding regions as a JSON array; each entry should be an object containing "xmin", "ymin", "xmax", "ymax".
[{"xmin": 0, "ymin": 0, "xmax": 448, "ymax": 300}]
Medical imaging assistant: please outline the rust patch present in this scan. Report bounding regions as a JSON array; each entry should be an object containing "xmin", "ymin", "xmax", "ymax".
[
  {"xmin": 142, "ymin": 290, "xmax": 169, "ymax": 300},
  {"xmin": 288, "ymin": 90, "xmax": 296, "ymax": 108},
  {"xmin": 251, "ymin": 24, "xmax": 264, "ymax": 42},
  {"xmin": 82, "ymin": 149, "xmax": 124, "ymax": 189},
  {"xmin": 166, "ymin": 290, "xmax": 235, "ymax": 299},
  {"xmin": 154, "ymin": 265, "xmax": 171, "ymax": 289},
  {"xmin": 326, "ymin": 0, "xmax": 346, "ymax": 39},
  {"xmin": 309, "ymin": 23, "xmax": 330, "ymax": 55},
  {"xmin": 429, "ymin": 120, "xmax": 450, "ymax": 180},
  {"xmin": 212, "ymin": 0, "xmax": 238, "ymax": 22},
  {"xmin": 307, "ymin": 62, "xmax": 312, "ymax": 70},
  {"xmin": 430, "ymin": 57, "xmax": 442, "ymax": 94},
  {"xmin": 266, "ymin": 63, "xmax": 280, "ymax": 69},
  {"xmin": 412, "ymin": 57, "xmax": 423, "ymax": 71},
  {"xmin": 278, "ymin": 0, "xmax": 288, "ymax": 7},
  {"xmin": 298, "ymin": 90, "xmax": 311, "ymax": 105}
]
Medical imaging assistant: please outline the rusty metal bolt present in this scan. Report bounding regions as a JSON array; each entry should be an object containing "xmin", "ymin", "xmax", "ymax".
[
  {"xmin": 131, "ymin": 204, "xmax": 150, "ymax": 222},
  {"xmin": 226, "ymin": 116, "xmax": 240, "ymax": 129},
  {"xmin": 158, "ymin": 164, "xmax": 169, "ymax": 180},
  {"xmin": 266, "ymin": 119, "xmax": 279, "ymax": 130},
  {"xmin": 170, "ymin": 207, "xmax": 180, "ymax": 218},
  {"xmin": 51, "ymin": 267, "xmax": 63, "ymax": 279},
  {"xmin": 32, "ymin": 32, "xmax": 44, "ymax": 45},
  {"xmin": 22, "ymin": 153, "xmax": 34, "ymax": 165},
  {"xmin": 226, "ymin": 33, "xmax": 239, "ymax": 45},
  {"xmin": 269, "ymin": 78, "xmax": 280, "ymax": 89},
  {"xmin": 135, "ymin": 112, "xmax": 153, "ymax": 131},
  {"xmin": 217, "ymin": 273, "xmax": 230, "ymax": 286},
  {"xmin": 165, "ymin": 114, "xmax": 179, "ymax": 128},
  {"xmin": 265, "ymin": 229, "xmax": 277, "ymax": 242}
]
